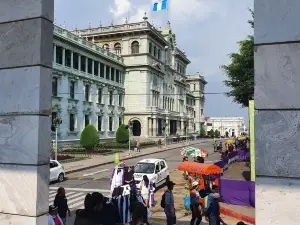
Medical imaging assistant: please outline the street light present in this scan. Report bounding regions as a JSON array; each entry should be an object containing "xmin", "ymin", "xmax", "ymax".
[
  {"xmin": 51, "ymin": 117, "xmax": 62, "ymax": 161},
  {"xmin": 162, "ymin": 122, "xmax": 168, "ymax": 148},
  {"xmin": 125, "ymin": 121, "xmax": 133, "ymax": 156}
]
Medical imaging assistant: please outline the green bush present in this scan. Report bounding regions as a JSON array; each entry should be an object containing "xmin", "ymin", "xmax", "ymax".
[
  {"xmin": 200, "ymin": 128, "xmax": 206, "ymax": 137},
  {"xmin": 115, "ymin": 124, "xmax": 129, "ymax": 143},
  {"xmin": 80, "ymin": 124, "xmax": 99, "ymax": 149}
]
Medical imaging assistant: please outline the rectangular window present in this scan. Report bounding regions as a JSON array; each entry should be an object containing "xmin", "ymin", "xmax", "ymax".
[
  {"xmin": 94, "ymin": 61, "xmax": 99, "ymax": 76},
  {"xmin": 80, "ymin": 56, "xmax": 86, "ymax": 72},
  {"xmin": 201, "ymin": 109, "xmax": 203, "ymax": 116},
  {"xmin": 56, "ymin": 46, "xmax": 63, "ymax": 64},
  {"xmin": 116, "ymin": 70, "xmax": 120, "ymax": 82},
  {"xmin": 109, "ymin": 117, "xmax": 113, "ymax": 131},
  {"xmin": 70, "ymin": 81, "xmax": 75, "ymax": 99},
  {"xmin": 109, "ymin": 91, "xmax": 113, "ymax": 105},
  {"xmin": 65, "ymin": 49, "xmax": 72, "ymax": 67},
  {"xmin": 98, "ymin": 116, "xmax": 102, "ymax": 131},
  {"xmin": 73, "ymin": 53, "xmax": 79, "ymax": 70},
  {"xmin": 119, "ymin": 94, "xmax": 123, "ymax": 106},
  {"xmin": 106, "ymin": 66, "xmax": 110, "ymax": 79},
  {"xmin": 194, "ymin": 111, "xmax": 196, "ymax": 118},
  {"xmin": 87, "ymin": 58, "xmax": 93, "ymax": 74},
  {"xmin": 69, "ymin": 114, "xmax": 75, "ymax": 131},
  {"xmin": 100, "ymin": 63, "xmax": 105, "ymax": 78},
  {"xmin": 85, "ymin": 115, "xmax": 89, "ymax": 127},
  {"xmin": 111, "ymin": 68, "xmax": 115, "ymax": 81},
  {"xmin": 119, "ymin": 117, "xmax": 123, "ymax": 126},
  {"xmin": 52, "ymin": 77, "xmax": 58, "ymax": 96},
  {"xmin": 85, "ymin": 85, "xmax": 90, "ymax": 101},
  {"xmin": 51, "ymin": 112, "xmax": 57, "ymax": 131},
  {"xmin": 98, "ymin": 88, "xmax": 102, "ymax": 104},
  {"xmin": 194, "ymin": 84, "xmax": 196, "ymax": 90}
]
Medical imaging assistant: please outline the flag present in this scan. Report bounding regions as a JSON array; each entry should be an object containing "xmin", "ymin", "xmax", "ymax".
[{"xmin": 153, "ymin": 0, "xmax": 168, "ymax": 11}]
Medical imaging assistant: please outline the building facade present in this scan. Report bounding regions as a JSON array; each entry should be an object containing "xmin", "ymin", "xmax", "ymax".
[
  {"xmin": 75, "ymin": 16, "xmax": 205, "ymax": 138},
  {"xmin": 205, "ymin": 117, "xmax": 245, "ymax": 137},
  {"xmin": 186, "ymin": 74, "xmax": 207, "ymax": 132},
  {"xmin": 52, "ymin": 25, "xmax": 125, "ymax": 141}
]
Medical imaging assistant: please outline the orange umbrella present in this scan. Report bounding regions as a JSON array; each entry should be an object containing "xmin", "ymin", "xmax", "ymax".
[{"xmin": 178, "ymin": 162, "xmax": 222, "ymax": 175}]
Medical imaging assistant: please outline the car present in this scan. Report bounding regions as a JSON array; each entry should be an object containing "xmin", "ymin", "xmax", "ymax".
[
  {"xmin": 50, "ymin": 160, "xmax": 65, "ymax": 182},
  {"xmin": 134, "ymin": 158, "xmax": 170, "ymax": 189}
]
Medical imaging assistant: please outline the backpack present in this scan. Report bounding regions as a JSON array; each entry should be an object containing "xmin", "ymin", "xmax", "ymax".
[{"xmin": 161, "ymin": 190, "xmax": 170, "ymax": 208}]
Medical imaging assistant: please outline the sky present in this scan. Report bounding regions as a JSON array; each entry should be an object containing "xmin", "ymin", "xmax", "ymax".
[{"xmin": 54, "ymin": 0, "xmax": 253, "ymax": 124}]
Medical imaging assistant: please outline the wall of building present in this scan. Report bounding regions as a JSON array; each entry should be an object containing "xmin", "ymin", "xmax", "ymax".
[{"xmin": 206, "ymin": 117, "xmax": 245, "ymax": 137}]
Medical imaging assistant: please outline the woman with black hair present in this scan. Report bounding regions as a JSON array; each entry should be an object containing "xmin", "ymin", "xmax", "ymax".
[
  {"xmin": 140, "ymin": 175, "xmax": 150, "ymax": 207},
  {"xmin": 54, "ymin": 187, "xmax": 70, "ymax": 224},
  {"xmin": 73, "ymin": 193, "xmax": 96, "ymax": 225}
]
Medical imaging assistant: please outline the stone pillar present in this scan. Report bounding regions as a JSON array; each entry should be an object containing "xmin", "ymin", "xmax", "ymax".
[
  {"xmin": 78, "ymin": 55, "xmax": 81, "ymax": 71},
  {"xmin": 152, "ymin": 118, "xmax": 157, "ymax": 136},
  {"xmin": 148, "ymin": 118, "xmax": 153, "ymax": 137},
  {"xmin": 98, "ymin": 62, "xmax": 100, "ymax": 76},
  {"xmin": 0, "ymin": 0, "xmax": 53, "ymax": 224},
  {"xmin": 70, "ymin": 50, "xmax": 73, "ymax": 69},
  {"xmin": 53, "ymin": 44, "xmax": 56, "ymax": 63},
  {"xmin": 85, "ymin": 57, "xmax": 88, "ymax": 73},
  {"xmin": 255, "ymin": 1, "xmax": 300, "ymax": 224},
  {"xmin": 92, "ymin": 60, "xmax": 94, "ymax": 75},
  {"xmin": 62, "ymin": 47, "xmax": 65, "ymax": 66}
]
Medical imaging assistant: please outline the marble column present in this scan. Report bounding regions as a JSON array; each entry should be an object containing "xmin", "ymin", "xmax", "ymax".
[
  {"xmin": 62, "ymin": 48, "xmax": 65, "ymax": 66},
  {"xmin": 53, "ymin": 44, "xmax": 56, "ymax": 63},
  {"xmin": 70, "ymin": 50, "xmax": 74, "ymax": 69},
  {"xmin": 152, "ymin": 118, "xmax": 157, "ymax": 136},
  {"xmin": 255, "ymin": 1, "xmax": 300, "ymax": 224},
  {"xmin": 0, "ymin": 0, "xmax": 53, "ymax": 224}
]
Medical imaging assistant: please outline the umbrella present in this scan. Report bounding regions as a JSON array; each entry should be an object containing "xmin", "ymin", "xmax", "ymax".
[{"xmin": 181, "ymin": 147, "xmax": 198, "ymax": 157}]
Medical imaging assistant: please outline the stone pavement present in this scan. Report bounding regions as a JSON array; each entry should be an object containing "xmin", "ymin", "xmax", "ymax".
[
  {"xmin": 149, "ymin": 169, "xmax": 254, "ymax": 225},
  {"xmin": 62, "ymin": 139, "xmax": 208, "ymax": 174}
]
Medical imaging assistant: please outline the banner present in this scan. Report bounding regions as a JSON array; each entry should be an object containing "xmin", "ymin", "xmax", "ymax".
[
  {"xmin": 249, "ymin": 100, "xmax": 255, "ymax": 181},
  {"xmin": 114, "ymin": 152, "xmax": 120, "ymax": 164}
]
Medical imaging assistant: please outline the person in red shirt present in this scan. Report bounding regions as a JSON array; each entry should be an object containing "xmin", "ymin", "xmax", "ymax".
[{"xmin": 48, "ymin": 205, "xmax": 64, "ymax": 225}]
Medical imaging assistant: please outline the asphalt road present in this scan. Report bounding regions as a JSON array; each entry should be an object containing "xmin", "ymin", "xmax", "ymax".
[{"xmin": 50, "ymin": 139, "xmax": 220, "ymax": 191}]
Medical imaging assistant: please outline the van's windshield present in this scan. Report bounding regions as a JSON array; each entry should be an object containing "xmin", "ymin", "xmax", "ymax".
[{"xmin": 135, "ymin": 163, "xmax": 155, "ymax": 174}]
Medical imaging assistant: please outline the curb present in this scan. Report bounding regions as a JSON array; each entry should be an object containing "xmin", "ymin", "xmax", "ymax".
[
  {"xmin": 65, "ymin": 141, "xmax": 206, "ymax": 174},
  {"xmin": 220, "ymin": 207, "xmax": 255, "ymax": 224}
]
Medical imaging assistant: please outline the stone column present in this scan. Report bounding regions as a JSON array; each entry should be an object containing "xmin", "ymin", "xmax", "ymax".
[
  {"xmin": 85, "ymin": 57, "xmax": 88, "ymax": 74},
  {"xmin": 98, "ymin": 62, "xmax": 100, "ymax": 76},
  {"xmin": 53, "ymin": 44, "xmax": 56, "ymax": 63},
  {"xmin": 149, "ymin": 118, "xmax": 153, "ymax": 137},
  {"xmin": 92, "ymin": 60, "xmax": 94, "ymax": 75},
  {"xmin": 62, "ymin": 47, "xmax": 65, "ymax": 66},
  {"xmin": 78, "ymin": 55, "xmax": 81, "ymax": 71},
  {"xmin": 255, "ymin": 1, "xmax": 300, "ymax": 224},
  {"xmin": 70, "ymin": 51, "xmax": 74, "ymax": 69},
  {"xmin": 0, "ymin": 0, "xmax": 53, "ymax": 224},
  {"xmin": 152, "ymin": 118, "xmax": 157, "ymax": 136}
]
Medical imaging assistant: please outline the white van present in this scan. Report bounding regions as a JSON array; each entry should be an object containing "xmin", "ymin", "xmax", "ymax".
[{"xmin": 134, "ymin": 158, "xmax": 170, "ymax": 189}]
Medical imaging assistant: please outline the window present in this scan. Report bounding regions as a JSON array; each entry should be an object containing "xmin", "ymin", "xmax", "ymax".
[
  {"xmin": 114, "ymin": 43, "xmax": 121, "ymax": 55},
  {"xmin": 149, "ymin": 43, "xmax": 152, "ymax": 54},
  {"xmin": 80, "ymin": 55, "xmax": 86, "ymax": 72},
  {"xmin": 70, "ymin": 81, "xmax": 75, "ymax": 99},
  {"xmin": 119, "ymin": 117, "xmax": 123, "ymax": 126},
  {"xmin": 154, "ymin": 46, "xmax": 157, "ymax": 57},
  {"xmin": 94, "ymin": 61, "xmax": 99, "ymax": 76},
  {"xmin": 100, "ymin": 63, "xmax": 105, "ymax": 78},
  {"xmin": 111, "ymin": 68, "xmax": 115, "ymax": 81},
  {"xmin": 87, "ymin": 58, "xmax": 93, "ymax": 74},
  {"xmin": 52, "ymin": 77, "xmax": 58, "ymax": 96},
  {"xmin": 50, "ymin": 161, "xmax": 58, "ymax": 168},
  {"xmin": 109, "ymin": 117, "xmax": 113, "ymax": 131},
  {"xmin": 51, "ymin": 112, "xmax": 57, "ymax": 131},
  {"xmin": 160, "ymin": 161, "xmax": 166, "ymax": 169},
  {"xmin": 65, "ymin": 49, "xmax": 72, "ymax": 67},
  {"xmin": 98, "ymin": 88, "xmax": 102, "ymax": 103},
  {"xmin": 55, "ymin": 45, "xmax": 63, "ymax": 64},
  {"xmin": 158, "ymin": 49, "xmax": 161, "ymax": 60},
  {"xmin": 98, "ymin": 116, "xmax": 102, "ymax": 131},
  {"xmin": 85, "ymin": 115, "xmax": 89, "ymax": 127},
  {"xmin": 106, "ymin": 66, "xmax": 110, "ymax": 79},
  {"xmin": 103, "ymin": 44, "xmax": 109, "ymax": 51},
  {"xmin": 201, "ymin": 109, "xmax": 203, "ymax": 116},
  {"xmin": 69, "ymin": 114, "xmax": 75, "ymax": 131},
  {"xmin": 131, "ymin": 41, "xmax": 139, "ymax": 54},
  {"xmin": 109, "ymin": 91, "xmax": 113, "ymax": 105},
  {"xmin": 119, "ymin": 94, "xmax": 123, "ymax": 106},
  {"xmin": 85, "ymin": 85, "xmax": 90, "ymax": 101},
  {"xmin": 73, "ymin": 53, "xmax": 79, "ymax": 70},
  {"xmin": 116, "ymin": 70, "xmax": 120, "ymax": 82},
  {"xmin": 194, "ymin": 111, "xmax": 196, "ymax": 118},
  {"xmin": 194, "ymin": 84, "xmax": 196, "ymax": 90}
]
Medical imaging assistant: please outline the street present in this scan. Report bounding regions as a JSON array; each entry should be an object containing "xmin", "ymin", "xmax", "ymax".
[{"xmin": 49, "ymin": 139, "xmax": 222, "ymax": 224}]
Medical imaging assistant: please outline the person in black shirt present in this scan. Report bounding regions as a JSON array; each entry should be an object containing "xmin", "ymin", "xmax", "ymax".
[
  {"xmin": 74, "ymin": 193, "xmax": 96, "ymax": 225},
  {"xmin": 54, "ymin": 187, "xmax": 70, "ymax": 224}
]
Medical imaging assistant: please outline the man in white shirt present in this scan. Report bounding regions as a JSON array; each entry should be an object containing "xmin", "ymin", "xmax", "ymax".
[{"xmin": 165, "ymin": 181, "xmax": 176, "ymax": 225}]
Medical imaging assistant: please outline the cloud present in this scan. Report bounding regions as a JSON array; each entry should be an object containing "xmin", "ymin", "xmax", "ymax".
[{"xmin": 110, "ymin": 0, "xmax": 132, "ymax": 18}]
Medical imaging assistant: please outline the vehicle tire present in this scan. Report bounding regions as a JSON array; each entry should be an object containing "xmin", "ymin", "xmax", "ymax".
[
  {"xmin": 58, "ymin": 173, "xmax": 64, "ymax": 182},
  {"xmin": 166, "ymin": 175, "xmax": 170, "ymax": 184}
]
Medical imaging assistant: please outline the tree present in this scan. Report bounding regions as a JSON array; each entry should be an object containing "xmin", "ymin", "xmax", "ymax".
[
  {"xmin": 200, "ymin": 128, "xmax": 206, "ymax": 137},
  {"xmin": 80, "ymin": 125, "xmax": 99, "ymax": 149},
  {"xmin": 116, "ymin": 124, "xmax": 129, "ymax": 143},
  {"xmin": 214, "ymin": 129, "xmax": 220, "ymax": 138},
  {"xmin": 209, "ymin": 129, "xmax": 215, "ymax": 138},
  {"xmin": 221, "ymin": 9, "xmax": 254, "ymax": 107}
]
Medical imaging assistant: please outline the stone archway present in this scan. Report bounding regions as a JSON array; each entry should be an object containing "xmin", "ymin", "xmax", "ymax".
[{"xmin": 132, "ymin": 120, "xmax": 141, "ymax": 136}]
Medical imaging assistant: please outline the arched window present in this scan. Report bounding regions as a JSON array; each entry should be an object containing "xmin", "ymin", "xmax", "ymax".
[
  {"xmin": 131, "ymin": 41, "xmax": 139, "ymax": 54},
  {"xmin": 114, "ymin": 43, "xmax": 121, "ymax": 55},
  {"xmin": 103, "ymin": 44, "xmax": 109, "ymax": 51}
]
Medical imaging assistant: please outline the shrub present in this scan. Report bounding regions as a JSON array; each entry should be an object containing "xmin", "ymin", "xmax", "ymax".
[
  {"xmin": 115, "ymin": 124, "xmax": 129, "ymax": 143},
  {"xmin": 200, "ymin": 128, "xmax": 206, "ymax": 137},
  {"xmin": 80, "ymin": 124, "xmax": 99, "ymax": 149}
]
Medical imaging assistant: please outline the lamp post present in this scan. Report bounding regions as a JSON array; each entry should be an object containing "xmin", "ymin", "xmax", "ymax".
[
  {"xmin": 51, "ymin": 117, "xmax": 62, "ymax": 161},
  {"xmin": 125, "ymin": 121, "xmax": 133, "ymax": 156},
  {"xmin": 162, "ymin": 122, "xmax": 168, "ymax": 148}
]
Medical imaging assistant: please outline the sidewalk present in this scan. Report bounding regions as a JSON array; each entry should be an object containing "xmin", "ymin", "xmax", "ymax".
[{"xmin": 63, "ymin": 139, "xmax": 208, "ymax": 174}]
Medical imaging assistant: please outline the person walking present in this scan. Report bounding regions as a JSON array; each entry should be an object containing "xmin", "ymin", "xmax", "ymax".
[
  {"xmin": 164, "ymin": 181, "xmax": 176, "ymax": 225},
  {"xmin": 190, "ymin": 182, "xmax": 202, "ymax": 225},
  {"xmin": 140, "ymin": 175, "xmax": 150, "ymax": 207},
  {"xmin": 54, "ymin": 187, "xmax": 70, "ymax": 224},
  {"xmin": 48, "ymin": 205, "xmax": 64, "ymax": 225},
  {"xmin": 74, "ymin": 193, "xmax": 96, "ymax": 225},
  {"xmin": 205, "ymin": 193, "xmax": 227, "ymax": 225},
  {"xmin": 136, "ymin": 140, "xmax": 141, "ymax": 152}
]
